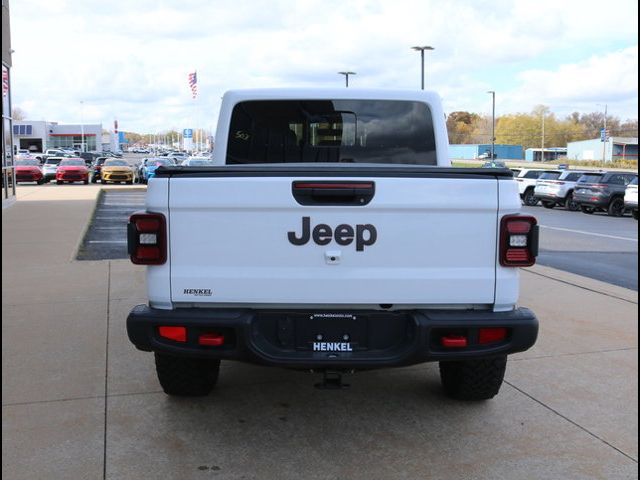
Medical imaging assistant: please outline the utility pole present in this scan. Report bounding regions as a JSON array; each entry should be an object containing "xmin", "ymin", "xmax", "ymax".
[
  {"xmin": 541, "ymin": 113, "xmax": 545, "ymax": 162},
  {"xmin": 487, "ymin": 91, "xmax": 495, "ymax": 160},
  {"xmin": 338, "ymin": 71, "xmax": 356, "ymax": 87},
  {"xmin": 603, "ymin": 104, "xmax": 608, "ymax": 162},
  {"xmin": 411, "ymin": 46, "xmax": 434, "ymax": 90},
  {"xmin": 80, "ymin": 100, "xmax": 85, "ymax": 152}
]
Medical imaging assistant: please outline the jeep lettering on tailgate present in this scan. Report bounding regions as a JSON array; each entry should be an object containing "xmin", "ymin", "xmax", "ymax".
[{"xmin": 288, "ymin": 217, "xmax": 377, "ymax": 251}]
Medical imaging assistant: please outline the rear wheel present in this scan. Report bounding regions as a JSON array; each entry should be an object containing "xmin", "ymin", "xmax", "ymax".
[
  {"xmin": 632, "ymin": 210, "xmax": 638, "ymax": 220},
  {"xmin": 565, "ymin": 192, "xmax": 580, "ymax": 211},
  {"xmin": 523, "ymin": 189, "xmax": 539, "ymax": 206},
  {"xmin": 56, "ymin": 180, "xmax": 63, "ymax": 185},
  {"xmin": 581, "ymin": 205, "xmax": 595, "ymax": 214},
  {"xmin": 439, "ymin": 356, "xmax": 507, "ymax": 400},
  {"xmin": 84, "ymin": 179, "xmax": 89, "ymax": 185},
  {"xmin": 607, "ymin": 197, "xmax": 625, "ymax": 217},
  {"xmin": 36, "ymin": 179, "xmax": 44, "ymax": 185},
  {"xmin": 542, "ymin": 200, "xmax": 555, "ymax": 209},
  {"xmin": 154, "ymin": 353, "xmax": 220, "ymax": 396}
]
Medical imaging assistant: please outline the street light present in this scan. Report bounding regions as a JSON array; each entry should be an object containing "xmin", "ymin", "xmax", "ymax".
[
  {"xmin": 487, "ymin": 91, "xmax": 495, "ymax": 160},
  {"xmin": 338, "ymin": 71, "xmax": 356, "ymax": 88},
  {"xmin": 80, "ymin": 100, "xmax": 85, "ymax": 152},
  {"xmin": 597, "ymin": 103, "xmax": 608, "ymax": 161},
  {"xmin": 411, "ymin": 46, "xmax": 434, "ymax": 90}
]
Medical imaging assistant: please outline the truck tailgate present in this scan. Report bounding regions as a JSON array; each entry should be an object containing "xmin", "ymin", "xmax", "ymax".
[{"xmin": 168, "ymin": 175, "xmax": 499, "ymax": 306}]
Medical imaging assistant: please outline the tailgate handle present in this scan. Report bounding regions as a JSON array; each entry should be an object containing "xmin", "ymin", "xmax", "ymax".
[{"xmin": 292, "ymin": 181, "xmax": 375, "ymax": 206}]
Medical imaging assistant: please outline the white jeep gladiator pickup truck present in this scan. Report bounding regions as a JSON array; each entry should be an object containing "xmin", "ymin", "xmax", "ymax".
[{"xmin": 127, "ymin": 88, "xmax": 539, "ymax": 399}]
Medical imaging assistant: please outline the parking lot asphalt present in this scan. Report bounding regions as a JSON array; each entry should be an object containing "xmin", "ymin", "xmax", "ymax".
[{"xmin": 2, "ymin": 184, "xmax": 638, "ymax": 480}]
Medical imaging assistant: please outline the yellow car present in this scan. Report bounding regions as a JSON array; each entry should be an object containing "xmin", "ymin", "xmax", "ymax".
[{"xmin": 100, "ymin": 159, "xmax": 135, "ymax": 184}]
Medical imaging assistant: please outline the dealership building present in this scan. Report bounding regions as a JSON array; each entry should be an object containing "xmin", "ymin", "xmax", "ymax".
[
  {"xmin": 448, "ymin": 144, "xmax": 523, "ymax": 160},
  {"xmin": 566, "ymin": 137, "xmax": 638, "ymax": 162},
  {"xmin": 13, "ymin": 121, "xmax": 103, "ymax": 153}
]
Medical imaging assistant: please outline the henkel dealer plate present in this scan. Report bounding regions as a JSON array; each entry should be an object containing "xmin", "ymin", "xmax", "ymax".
[{"xmin": 295, "ymin": 313, "xmax": 367, "ymax": 352}]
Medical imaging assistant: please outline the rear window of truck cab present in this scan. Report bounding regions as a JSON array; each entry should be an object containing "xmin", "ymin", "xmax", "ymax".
[{"xmin": 226, "ymin": 100, "xmax": 437, "ymax": 165}]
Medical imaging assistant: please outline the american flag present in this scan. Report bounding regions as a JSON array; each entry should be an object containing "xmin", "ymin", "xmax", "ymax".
[
  {"xmin": 188, "ymin": 71, "xmax": 197, "ymax": 99},
  {"xmin": 2, "ymin": 65, "xmax": 9, "ymax": 98}
]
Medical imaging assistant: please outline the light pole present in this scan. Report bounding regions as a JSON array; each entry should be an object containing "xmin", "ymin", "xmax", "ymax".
[
  {"xmin": 338, "ymin": 71, "xmax": 356, "ymax": 88},
  {"xmin": 80, "ymin": 100, "xmax": 85, "ymax": 152},
  {"xmin": 597, "ymin": 103, "xmax": 608, "ymax": 161},
  {"xmin": 411, "ymin": 46, "xmax": 434, "ymax": 90},
  {"xmin": 540, "ymin": 112, "xmax": 545, "ymax": 162},
  {"xmin": 487, "ymin": 91, "xmax": 495, "ymax": 160}
]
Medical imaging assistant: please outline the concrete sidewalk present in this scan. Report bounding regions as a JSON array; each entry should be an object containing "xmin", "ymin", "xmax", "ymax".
[{"xmin": 2, "ymin": 184, "xmax": 638, "ymax": 479}]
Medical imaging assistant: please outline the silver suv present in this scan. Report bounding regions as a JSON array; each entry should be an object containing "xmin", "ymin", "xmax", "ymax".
[
  {"xmin": 533, "ymin": 169, "xmax": 589, "ymax": 211},
  {"xmin": 42, "ymin": 157, "xmax": 65, "ymax": 183}
]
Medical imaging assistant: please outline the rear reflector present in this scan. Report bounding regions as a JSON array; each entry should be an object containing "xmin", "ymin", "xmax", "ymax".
[
  {"xmin": 479, "ymin": 327, "xmax": 508, "ymax": 344},
  {"xmin": 198, "ymin": 333, "xmax": 225, "ymax": 346},
  {"xmin": 158, "ymin": 326, "xmax": 186, "ymax": 342},
  {"xmin": 441, "ymin": 335, "xmax": 468, "ymax": 348},
  {"xmin": 500, "ymin": 215, "xmax": 538, "ymax": 267},
  {"xmin": 128, "ymin": 212, "xmax": 167, "ymax": 265}
]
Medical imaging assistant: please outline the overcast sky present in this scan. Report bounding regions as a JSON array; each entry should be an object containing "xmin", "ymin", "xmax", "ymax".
[{"xmin": 9, "ymin": 0, "xmax": 639, "ymax": 134}]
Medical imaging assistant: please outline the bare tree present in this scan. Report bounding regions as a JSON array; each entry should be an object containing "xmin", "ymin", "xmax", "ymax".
[{"xmin": 12, "ymin": 107, "xmax": 26, "ymax": 120}]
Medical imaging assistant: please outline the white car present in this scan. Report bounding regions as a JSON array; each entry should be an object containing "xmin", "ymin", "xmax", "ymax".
[
  {"xmin": 181, "ymin": 157, "xmax": 215, "ymax": 166},
  {"xmin": 533, "ymin": 169, "xmax": 588, "ymax": 211},
  {"xmin": 625, "ymin": 177, "xmax": 638, "ymax": 220},
  {"xmin": 514, "ymin": 169, "xmax": 559, "ymax": 206}
]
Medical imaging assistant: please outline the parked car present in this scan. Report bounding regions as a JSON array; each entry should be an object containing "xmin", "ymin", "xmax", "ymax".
[
  {"xmin": 55, "ymin": 158, "xmax": 90, "ymax": 184},
  {"xmin": 573, "ymin": 172, "xmax": 637, "ymax": 216},
  {"xmin": 79, "ymin": 152, "xmax": 100, "ymax": 166},
  {"xmin": 42, "ymin": 157, "xmax": 66, "ymax": 183},
  {"xmin": 15, "ymin": 159, "xmax": 44, "ymax": 184},
  {"xmin": 514, "ymin": 169, "xmax": 559, "ymax": 206},
  {"xmin": 533, "ymin": 169, "xmax": 588, "ymax": 211},
  {"xmin": 482, "ymin": 160, "xmax": 507, "ymax": 168},
  {"xmin": 624, "ymin": 177, "xmax": 638, "ymax": 220},
  {"xmin": 478, "ymin": 151, "xmax": 497, "ymax": 159},
  {"xmin": 90, "ymin": 157, "xmax": 110, "ymax": 183},
  {"xmin": 100, "ymin": 159, "xmax": 135, "ymax": 184},
  {"xmin": 139, "ymin": 157, "xmax": 174, "ymax": 183},
  {"xmin": 180, "ymin": 157, "xmax": 215, "ymax": 166}
]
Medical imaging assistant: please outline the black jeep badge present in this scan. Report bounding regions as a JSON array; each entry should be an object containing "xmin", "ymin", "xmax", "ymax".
[{"xmin": 288, "ymin": 217, "xmax": 377, "ymax": 251}]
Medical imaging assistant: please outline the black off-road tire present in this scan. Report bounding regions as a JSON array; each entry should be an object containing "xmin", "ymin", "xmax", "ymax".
[
  {"xmin": 439, "ymin": 356, "xmax": 507, "ymax": 401},
  {"xmin": 607, "ymin": 197, "xmax": 625, "ymax": 217},
  {"xmin": 542, "ymin": 200, "xmax": 555, "ymax": 209},
  {"xmin": 154, "ymin": 353, "xmax": 220, "ymax": 396},
  {"xmin": 523, "ymin": 189, "xmax": 539, "ymax": 206}
]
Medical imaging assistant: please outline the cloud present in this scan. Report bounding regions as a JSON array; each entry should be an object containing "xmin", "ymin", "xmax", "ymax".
[{"xmin": 8, "ymin": 0, "xmax": 638, "ymax": 132}]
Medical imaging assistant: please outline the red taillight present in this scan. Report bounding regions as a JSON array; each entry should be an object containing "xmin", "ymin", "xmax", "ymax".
[
  {"xmin": 441, "ymin": 335, "xmax": 468, "ymax": 348},
  {"xmin": 479, "ymin": 327, "xmax": 508, "ymax": 344},
  {"xmin": 158, "ymin": 326, "xmax": 186, "ymax": 342},
  {"xmin": 128, "ymin": 212, "xmax": 166, "ymax": 265},
  {"xmin": 198, "ymin": 333, "xmax": 225, "ymax": 346},
  {"xmin": 500, "ymin": 215, "xmax": 538, "ymax": 267}
]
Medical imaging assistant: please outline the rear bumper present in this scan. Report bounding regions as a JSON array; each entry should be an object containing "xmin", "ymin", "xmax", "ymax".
[
  {"xmin": 535, "ymin": 193, "xmax": 563, "ymax": 202},
  {"xmin": 573, "ymin": 193, "xmax": 610, "ymax": 208},
  {"xmin": 127, "ymin": 305, "xmax": 538, "ymax": 369}
]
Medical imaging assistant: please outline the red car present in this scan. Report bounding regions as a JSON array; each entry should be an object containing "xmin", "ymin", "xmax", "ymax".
[
  {"xmin": 15, "ymin": 159, "xmax": 44, "ymax": 184},
  {"xmin": 56, "ymin": 158, "xmax": 89, "ymax": 184}
]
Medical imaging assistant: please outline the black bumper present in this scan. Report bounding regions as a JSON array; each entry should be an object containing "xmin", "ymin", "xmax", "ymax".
[{"xmin": 127, "ymin": 306, "xmax": 538, "ymax": 369}]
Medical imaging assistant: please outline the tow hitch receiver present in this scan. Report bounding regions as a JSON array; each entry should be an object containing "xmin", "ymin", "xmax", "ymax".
[{"xmin": 314, "ymin": 370, "xmax": 350, "ymax": 390}]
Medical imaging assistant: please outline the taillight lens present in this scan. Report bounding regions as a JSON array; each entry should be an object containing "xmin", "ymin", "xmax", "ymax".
[
  {"xmin": 128, "ymin": 212, "xmax": 167, "ymax": 265},
  {"xmin": 500, "ymin": 215, "xmax": 538, "ymax": 267}
]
